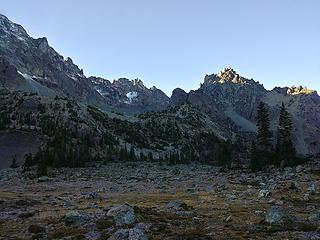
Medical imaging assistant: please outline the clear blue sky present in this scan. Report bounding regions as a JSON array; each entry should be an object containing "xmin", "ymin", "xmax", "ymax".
[{"xmin": 2, "ymin": 0, "xmax": 320, "ymax": 96}]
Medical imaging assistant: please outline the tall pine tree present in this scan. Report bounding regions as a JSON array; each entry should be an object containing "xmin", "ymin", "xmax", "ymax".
[
  {"xmin": 250, "ymin": 141, "xmax": 259, "ymax": 171},
  {"xmin": 251, "ymin": 101, "xmax": 273, "ymax": 170},
  {"xmin": 275, "ymin": 102, "xmax": 296, "ymax": 167}
]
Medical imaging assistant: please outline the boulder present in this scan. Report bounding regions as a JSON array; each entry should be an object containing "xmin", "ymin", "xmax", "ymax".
[
  {"xmin": 295, "ymin": 165, "xmax": 303, "ymax": 173},
  {"xmin": 308, "ymin": 212, "xmax": 320, "ymax": 223},
  {"xmin": 185, "ymin": 188, "xmax": 196, "ymax": 195},
  {"xmin": 226, "ymin": 194, "xmax": 237, "ymax": 202},
  {"xmin": 86, "ymin": 191, "xmax": 99, "ymax": 199},
  {"xmin": 258, "ymin": 189, "xmax": 271, "ymax": 198},
  {"xmin": 265, "ymin": 206, "xmax": 295, "ymax": 225},
  {"xmin": 128, "ymin": 228, "xmax": 148, "ymax": 240},
  {"xmin": 166, "ymin": 200, "xmax": 188, "ymax": 211},
  {"xmin": 307, "ymin": 183, "xmax": 316, "ymax": 195},
  {"xmin": 107, "ymin": 204, "xmax": 136, "ymax": 226},
  {"xmin": 38, "ymin": 176, "xmax": 52, "ymax": 182},
  {"xmin": 108, "ymin": 228, "xmax": 147, "ymax": 240},
  {"xmin": 225, "ymin": 215, "xmax": 232, "ymax": 222},
  {"xmin": 108, "ymin": 228, "xmax": 129, "ymax": 240},
  {"xmin": 135, "ymin": 222, "xmax": 152, "ymax": 232},
  {"xmin": 287, "ymin": 181, "xmax": 300, "ymax": 191},
  {"xmin": 64, "ymin": 210, "xmax": 88, "ymax": 226}
]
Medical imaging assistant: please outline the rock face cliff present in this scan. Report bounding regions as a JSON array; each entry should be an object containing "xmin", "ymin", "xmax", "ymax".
[
  {"xmin": 170, "ymin": 67, "xmax": 320, "ymax": 155},
  {"xmin": 89, "ymin": 77, "xmax": 169, "ymax": 113},
  {"xmin": 0, "ymin": 14, "xmax": 103, "ymax": 105},
  {"xmin": 0, "ymin": 14, "xmax": 168, "ymax": 112}
]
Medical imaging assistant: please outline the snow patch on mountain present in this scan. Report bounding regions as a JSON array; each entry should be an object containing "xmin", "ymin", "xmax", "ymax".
[
  {"xmin": 125, "ymin": 91, "xmax": 138, "ymax": 104},
  {"xmin": 95, "ymin": 87, "xmax": 104, "ymax": 96}
]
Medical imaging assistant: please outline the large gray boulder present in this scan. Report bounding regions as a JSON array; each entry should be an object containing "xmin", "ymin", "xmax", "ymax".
[
  {"xmin": 265, "ymin": 206, "xmax": 295, "ymax": 225},
  {"xmin": 308, "ymin": 211, "xmax": 320, "ymax": 223},
  {"xmin": 107, "ymin": 204, "xmax": 136, "ymax": 226},
  {"xmin": 108, "ymin": 228, "xmax": 147, "ymax": 240},
  {"xmin": 64, "ymin": 210, "xmax": 88, "ymax": 226},
  {"xmin": 166, "ymin": 200, "xmax": 188, "ymax": 211}
]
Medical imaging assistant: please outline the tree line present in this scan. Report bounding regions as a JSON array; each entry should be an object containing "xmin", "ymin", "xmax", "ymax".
[{"xmin": 250, "ymin": 101, "xmax": 303, "ymax": 171}]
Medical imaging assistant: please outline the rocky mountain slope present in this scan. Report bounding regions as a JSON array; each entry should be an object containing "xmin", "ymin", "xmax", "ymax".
[
  {"xmin": 0, "ymin": 86, "xmax": 231, "ymax": 168},
  {"xmin": 89, "ymin": 77, "xmax": 169, "ymax": 113},
  {"xmin": 0, "ymin": 13, "xmax": 319, "ymax": 169},
  {"xmin": 0, "ymin": 14, "xmax": 169, "ymax": 113},
  {"xmin": 0, "ymin": 14, "xmax": 103, "ymax": 106},
  {"xmin": 171, "ymin": 67, "xmax": 320, "ymax": 155}
]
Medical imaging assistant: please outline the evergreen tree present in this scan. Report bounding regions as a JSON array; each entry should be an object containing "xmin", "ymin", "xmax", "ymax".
[
  {"xmin": 120, "ymin": 145, "xmax": 128, "ymax": 161},
  {"xmin": 275, "ymin": 102, "xmax": 296, "ymax": 167},
  {"xmin": 250, "ymin": 141, "xmax": 259, "ymax": 171},
  {"xmin": 0, "ymin": 111, "xmax": 10, "ymax": 130},
  {"xmin": 129, "ymin": 146, "xmax": 136, "ymax": 161},
  {"xmin": 216, "ymin": 140, "xmax": 233, "ymax": 167},
  {"xmin": 23, "ymin": 153, "xmax": 34, "ymax": 170},
  {"xmin": 256, "ymin": 102, "xmax": 273, "ymax": 151},
  {"xmin": 168, "ymin": 152, "xmax": 175, "ymax": 165},
  {"xmin": 10, "ymin": 155, "xmax": 18, "ymax": 168},
  {"xmin": 37, "ymin": 159, "xmax": 48, "ymax": 177},
  {"xmin": 253, "ymin": 102, "xmax": 273, "ymax": 169},
  {"xmin": 148, "ymin": 152, "xmax": 154, "ymax": 162},
  {"xmin": 139, "ymin": 151, "xmax": 146, "ymax": 161}
]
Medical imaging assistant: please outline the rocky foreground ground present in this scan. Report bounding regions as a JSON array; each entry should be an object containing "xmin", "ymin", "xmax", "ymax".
[{"xmin": 0, "ymin": 161, "xmax": 319, "ymax": 240}]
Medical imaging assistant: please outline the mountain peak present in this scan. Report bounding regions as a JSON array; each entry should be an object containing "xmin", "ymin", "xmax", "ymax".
[
  {"xmin": 0, "ymin": 13, "xmax": 28, "ymax": 39},
  {"xmin": 133, "ymin": 78, "xmax": 144, "ymax": 88},
  {"xmin": 287, "ymin": 85, "xmax": 316, "ymax": 95},
  {"xmin": 0, "ymin": 13, "xmax": 8, "ymax": 20},
  {"xmin": 36, "ymin": 37, "xmax": 49, "ymax": 53},
  {"xmin": 217, "ymin": 67, "xmax": 244, "ymax": 84},
  {"xmin": 217, "ymin": 66, "xmax": 237, "ymax": 77},
  {"xmin": 204, "ymin": 67, "xmax": 249, "ymax": 85}
]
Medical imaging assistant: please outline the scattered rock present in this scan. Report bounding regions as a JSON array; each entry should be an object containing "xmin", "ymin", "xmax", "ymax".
[
  {"xmin": 303, "ymin": 192, "xmax": 310, "ymax": 201},
  {"xmin": 86, "ymin": 191, "xmax": 99, "ymax": 199},
  {"xmin": 258, "ymin": 189, "xmax": 271, "ymax": 198},
  {"xmin": 300, "ymin": 232, "xmax": 320, "ymax": 240},
  {"xmin": 64, "ymin": 210, "xmax": 88, "ymax": 226},
  {"xmin": 0, "ymin": 169, "xmax": 16, "ymax": 182},
  {"xmin": 176, "ymin": 211, "xmax": 194, "ymax": 217},
  {"xmin": 288, "ymin": 181, "xmax": 300, "ymax": 190},
  {"xmin": 254, "ymin": 210, "xmax": 264, "ymax": 215},
  {"xmin": 308, "ymin": 212, "xmax": 320, "ymax": 223},
  {"xmin": 226, "ymin": 193, "xmax": 237, "ymax": 202},
  {"xmin": 128, "ymin": 228, "xmax": 148, "ymax": 240},
  {"xmin": 107, "ymin": 204, "xmax": 136, "ymax": 226},
  {"xmin": 217, "ymin": 184, "xmax": 228, "ymax": 192},
  {"xmin": 295, "ymin": 165, "xmax": 303, "ymax": 173},
  {"xmin": 85, "ymin": 231, "xmax": 101, "ymax": 240},
  {"xmin": 265, "ymin": 206, "xmax": 295, "ymax": 225},
  {"xmin": 166, "ymin": 200, "xmax": 188, "ymax": 211},
  {"xmin": 38, "ymin": 176, "xmax": 52, "ymax": 182},
  {"xmin": 108, "ymin": 228, "xmax": 147, "ymax": 240},
  {"xmin": 185, "ymin": 188, "xmax": 196, "ymax": 195},
  {"xmin": 135, "ymin": 222, "xmax": 152, "ymax": 232},
  {"xmin": 87, "ymin": 202, "xmax": 99, "ymax": 209},
  {"xmin": 108, "ymin": 228, "xmax": 129, "ymax": 240},
  {"xmin": 307, "ymin": 183, "xmax": 316, "ymax": 195}
]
